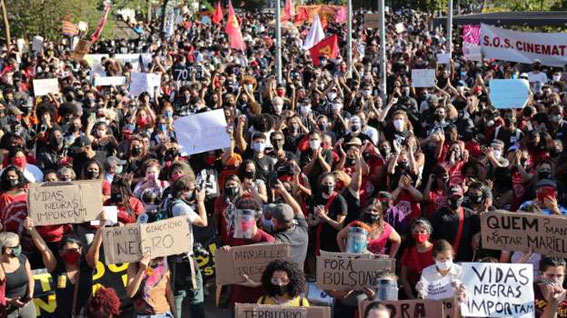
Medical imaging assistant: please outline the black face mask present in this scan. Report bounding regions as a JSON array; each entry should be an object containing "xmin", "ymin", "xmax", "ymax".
[
  {"xmin": 379, "ymin": 148, "xmax": 390, "ymax": 158},
  {"xmin": 318, "ymin": 123, "xmax": 327, "ymax": 131},
  {"xmin": 8, "ymin": 178, "xmax": 19, "ymax": 189},
  {"xmin": 111, "ymin": 192, "xmax": 123, "ymax": 202},
  {"xmin": 244, "ymin": 170, "xmax": 255, "ymax": 179},
  {"xmin": 164, "ymin": 149, "xmax": 179, "ymax": 162},
  {"xmin": 345, "ymin": 157, "xmax": 355, "ymax": 166},
  {"xmin": 86, "ymin": 170, "xmax": 99, "ymax": 180},
  {"xmin": 273, "ymin": 141, "xmax": 284, "ymax": 151},
  {"xmin": 51, "ymin": 136, "xmax": 64, "ymax": 148},
  {"xmin": 364, "ymin": 213, "xmax": 381, "ymax": 224},
  {"xmin": 468, "ymin": 194, "xmax": 484, "ymax": 205},
  {"xmin": 434, "ymin": 113, "xmax": 445, "ymax": 122},
  {"xmin": 448, "ymin": 197, "xmax": 464, "ymax": 210},
  {"xmin": 132, "ymin": 146, "xmax": 142, "ymax": 156},
  {"xmin": 539, "ymin": 171, "xmax": 552, "ymax": 180},
  {"xmin": 225, "ymin": 186, "xmax": 239, "ymax": 197},
  {"xmin": 69, "ymin": 125, "xmax": 80, "ymax": 133},
  {"xmin": 321, "ymin": 185, "xmax": 334, "ymax": 195},
  {"xmin": 273, "ymin": 284, "xmax": 288, "ymax": 296},
  {"xmin": 398, "ymin": 161, "xmax": 409, "ymax": 170}
]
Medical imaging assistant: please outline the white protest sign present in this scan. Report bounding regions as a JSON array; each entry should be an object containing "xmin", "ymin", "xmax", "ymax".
[
  {"xmin": 174, "ymin": 109, "xmax": 231, "ymax": 155},
  {"xmin": 94, "ymin": 76, "xmax": 126, "ymax": 87},
  {"xmin": 17, "ymin": 39, "xmax": 28, "ymax": 54},
  {"xmin": 395, "ymin": 22, "xmax": 406, "ymax": 33},
  {"xmin": 489, "ymin": 79, "xmax": 530, "ymax": 109},
  {"xmin": 411, "ymin": 69, "xmax": 437, "ymax": 88},
  {"xmin": 33, "ymin": 79, "xmax": 60, "ymax": 96},
  {"xmin": 32, "ymin": 36, "xmax": 43, "ymax": 53},
  {"xmin": 423, "ymin": 275, "xmax": 455, "ymax": 300},
  {"xmin": 461, "ymin": 263, "xmax": 535, "ymax": 318},
  {"xmin": 91, "ymin": 206, "xmax": 118, "ymax": 227},
  {"xmin": 129, "ymin": 73, "xmax": 161, "ymax": 97},
  {"xmin": 481, "ymin": 23, "xmax": 567, "ymax": 66},
  {"xmin": 436, "ymin": 53, "xmax": 450, "ymax": 64}
]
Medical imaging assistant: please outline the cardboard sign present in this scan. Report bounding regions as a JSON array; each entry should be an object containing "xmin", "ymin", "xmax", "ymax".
[
  {"xmin": 411, "ymin": 69, "xmax": 437, "ymax": 88},
  {"xmin": 129, "ymin": 72, "xmax": 161, "ymax": 97},
  {"xmin": 359, "ymin": 299, "xmax": 445, "ymax": 318},
  {"xmin": 174, "ymin": 109, "xmax": 232, "ymax": 155},
  {"xmin": 481, "ymin": 210, "xmax": 567, "ymax": 258},
  {"xmin": 489, "ymin": 79, "xmax": 530, "ymax": 109},
  {"xmin": 70, "ymin": 39, "xmax": 92, "ymax": 61},
  {"xmin": 32, "ymin": 78, "xmax": 60, "ymax": 97},
  {"xmin": 316, "ymin": 251, "xmax": 395, "ymax": 291},
  {"xmin": 364, "ymin": 14, "xmax": 380, "ymax": 28},
  {"xmin": 94, "ymin": 76, "xmax": 126, "ymax": 86},
  {"xmin": 215, "ymin": 243, "xmax": 291, "ymax": 285},
  {"xmin": 235, "ymin": 303, "xmax": 330, "ymax": 318},
  {"xmin": 32, "ymin": 36, "xmax": 43, "ymax": 53},
  {"xmin": 27, "ymin": 181, "xmax": 103, "ymax": 226},
  {"xmin": 461, "ymin": 262, "xmax": 534, "ymax": 317},
  {"xmin": 102, "ymin": 216, "xmax": 191, "ymax": 264}
]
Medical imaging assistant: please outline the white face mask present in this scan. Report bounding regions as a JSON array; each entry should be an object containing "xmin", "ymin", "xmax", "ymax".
[
  {"xmin": 436, "ymin": 259, "xmax": 453, "ymax": 271},
  {"xmin": 362, "ymin": 90, "xmax": 372, "ymax": 97},
  {"xmin": 273, "ymin": 104, "xmax": 283, "ymax": 113},
  {"xmin": 309, "ymin": 140, "xmax": 320, "ymax": 150},
  {"xmin": 327, "ymin": 92, "xmax": 337, "ymax": 100},
  {"xmin": 493, "ymin": 149, "xmax": 502, "ymax": 159},
  {"xmin": 299, "ymin": 105, "xmax": 311, "ymax": 116},
  {"xmin": 252, "ymin": 142, "xmax": 266, "ymax": 153},
  {"xmin": 393, "ymin": 119, "xmax": 404, "ymax": 131},
  {"xmin": 553, "ymin": 75, "xmax": 562, "ymax": 82}
]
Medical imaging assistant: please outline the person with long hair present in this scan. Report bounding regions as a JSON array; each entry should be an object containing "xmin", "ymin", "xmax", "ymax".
[
  {"xmin": 257, "ymin": 259, "xmax": 309, "ymax": 306},
  {"xmin": 105, "ymin": 175, "xmax": 145, "ymax": 224},
  {"xmin": 133, "ymin": 160, "xmax": 169, "ymax": 212},
  {"xmin": 213, "ymin": 174, "xmax": 243, "ymax": 244},
  {"xmin": 80, "ymin": 158, "xmax": 111, "ymax": 199},
  {"xmin": 0, "ymin": 167, "xmax": 30, "ymax": 253},
  {"xmin": 400, "ymin": 218, "xmax": 434, "ymax": 299}
]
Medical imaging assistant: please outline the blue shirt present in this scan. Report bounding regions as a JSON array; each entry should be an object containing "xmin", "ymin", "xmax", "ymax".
[{"xmin": 519, "ymin": 200, "xmax": 567, "ymax": 215}]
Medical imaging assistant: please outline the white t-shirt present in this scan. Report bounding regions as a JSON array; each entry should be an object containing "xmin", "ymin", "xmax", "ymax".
[
  {"xmin": 527, "ymin": 71, "xmax": 548, "ymax": 84},
  {"xmin": 1, "ymin": 164, "xmax": 43, "ymax": 183}
]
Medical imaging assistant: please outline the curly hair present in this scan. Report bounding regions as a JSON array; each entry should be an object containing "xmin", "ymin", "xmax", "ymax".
[
  {"xmin": 261, "ymin": 259, "xmax": 306, "ymax": 298},
  {"xmin": 84, "ymin": 287, "xmax": 121, "ymax": 318}
]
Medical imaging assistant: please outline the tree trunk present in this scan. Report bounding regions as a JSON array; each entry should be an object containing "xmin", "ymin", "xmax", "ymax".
[{"xmin": 0, "ymin": 0, "xmax": 11, "ymax": 44}]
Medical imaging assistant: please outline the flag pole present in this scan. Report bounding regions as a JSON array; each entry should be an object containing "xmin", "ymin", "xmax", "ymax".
[
  {"xmin": 347, "ymin": 0, "xmax": 352, "ymax": 76},
  {"xmin": 276, "ymin": 0, "xmax": 282, "ymax": 83},
  {"xmin": 0, "ymin": 0, "xmax": 11, "ymax": 45},
  {"xmin": 447, "ymin": 0, "xmax": 453, "ymax": 63},
  {"xmin": 378, "ymin": 0, "xmax": 386, "ymax": 101}
]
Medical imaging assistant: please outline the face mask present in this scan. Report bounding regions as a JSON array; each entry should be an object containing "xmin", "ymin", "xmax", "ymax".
[
  {"xmin": 551, "ymin": 114, "xmax": 562, "ymax": 123},
  {"xmin": 436, "ymin": 259, "xmax": 453, "ymax": 271},
  {"xmin": 351, "ymin": 124, "xmax": 361, "ymax": 132},
  {"xmin": 492, "ymin": 149, "xmax": 502, "ymax": 159},
  {"xmin": 398, "ymin": 161, "xmax": 409, "ymax": 170},
  {"xmin": 52, "ymin": 136, "xmax": 64, "ymax": 147},
  {"xmin": 538, "ymin": 171, "xmax": 552, "ymax": 180},
  {"xmin": 9, "ymin": 245, "xmax": 22, "ymax": 257},
  {"xmin": 252, "ymin": 142, "xmax": 266, "ymax": 153},
  {"xmin": 86, "ymin": 170, "xmax": 99, "ymax": 180},
  {"xmin": 12, "ymin": 157, "xmax": 26, "ymax": 168},
  {"xmin": 321, "ymin": 185, "xmax": 334, "ymax": 195},
  {"xmin": 448, "ymin": 197, "xmax": 464, "ymax": 210},
  {"xmin": 238, "ymin": 217, "xmax": 255, "ymax": 238},
  {"xmin": 309, "ymin": 140, "xmax": 320, "ymax": 150},
  {"xmin": 379, "ymin": 148, "xmax": 390, "ymax": 158},
  {"xmin": 225, "ymin": 186, "xmax": 239, "ymax": 197},
  {"xmin": 273, "ymin": 104, "xmax": 283, "ymax": 113},
  {"xmin": 434, "ymin": 113, "xmax": 445, "ymax": 122},
  {"xmin": 468, "ymin": 194, "xmax": 484, "ymax": 204},
  {"xmin": 115, "ymin": 165, "xmax": 123, "ymax": 175},
  {"xmin": 412, "ymin": 233, "xmax": 429, "ymax": 244},
  {"xmin": 345, "ymin": 157, "xmax": 355, "ymax": 167},
  {"xmin": 8, "ymin": 178, "xmax": 20, "ymax": 188},
  {"xmin": 132, "ymin": 146, "xmax": 142, "ymax": 156},
  {"xmin": 111, "ymin": 192, "xmax": 123, "ymax": 202},
  {"xmin": 61, "ymin": 250, "xmax": 81, "ymax": 265},
  {"xmin": 273, "ymin": 284, "xmax": 289, "ymax": 296},
  {"xmin": 244, "ymin": 170, "xmax": 255, "ymax": 179},
  {"xmin": 327, "ymin": 92, "xmax": 337, "ymax": 100},
  {"xmin": 299, "ymin": 105, "xmax": 311, "ymax": 116},
  {"xmin": 553, "ymin": 75, "xmax": 562, "ymax": 82},
  {"xmin": 393, "ymin": 119, "xmax": 404, "ymax": 131},
  {"xmin": 364, "ymin": 213, "xmax": 381, "ymax": 224},
  {"xmin": 318, "ymin": 123, "xmax": 327, "ymax": 131}
]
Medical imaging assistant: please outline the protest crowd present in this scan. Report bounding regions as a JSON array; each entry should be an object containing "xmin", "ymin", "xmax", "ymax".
[{"xmin": 2, "ymin": 1, "xmax": 567, "ymax": 318}]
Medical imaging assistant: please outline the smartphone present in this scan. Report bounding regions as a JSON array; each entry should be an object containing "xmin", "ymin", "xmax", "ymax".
[{"xmin": 267, "ymin": 171, "xmax": 278, "ymax": 189}]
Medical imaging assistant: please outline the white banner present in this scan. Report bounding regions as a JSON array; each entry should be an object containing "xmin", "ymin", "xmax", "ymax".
[
  {"xmin": 33, "ymin": 79, "xmax": 59, "ymax": 96},
  {"xmin": 129, "ymin": 73, "xmax": 161, "ymax": 97},
  {"xmin": 481, "ymin": 23, "xmax": 567, "ymax": 66},
  {"xmin": 94, "ymin": 76, "xmax": 126, "ymax": 87},
  {"xmin": 174, "ymin": 109, "xmax": 231, "ymax": 155},
  {"xmin": 461, "ymin": 262, "xmax": 534, "ymax": 318}
]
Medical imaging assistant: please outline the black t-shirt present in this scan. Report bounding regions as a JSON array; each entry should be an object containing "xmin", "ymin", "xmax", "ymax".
[
  {"xmin": 310, "ymin": 193, "xmax": 348, "ymax": 252},
  {"xmin": 272, "ymin": 215, "xmax": 309, "ymax": 268},
  {"xmin": 299, "ymin": 149, "xmax": 333, "ymax": 190},
  {"xmin": 342, "ymin": 188, "xmax": 361, "ymax": 225},
  {"xmin": 430, "ymin": 207, "xmax": 480, "ymax": 262},
  {"xmin": 52, "ymin": 260, "xmax": 94, "ymax": 317}
]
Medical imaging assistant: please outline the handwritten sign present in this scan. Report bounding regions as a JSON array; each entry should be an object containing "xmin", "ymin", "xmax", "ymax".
[
  {"xmin": 215, "ymin": 243, "xmax": 291, "ymax": 285},
  {"xmin": 481, "ymin": 210, "xmax": 567, "ymax": 258},
  {"xmin": 33, "ymin": 79, "xmax": 60, "ymax": 97},
  {"xmin": 27, "ymin": 181, "xmax": 102, "ymax": 226},
  {"xmin": 174, "ymin": 109, "xmax": 232, "ymax": 155},
  {"xmin": 316, "ymin": 251, "xmax": 395, "ymax": 291},
  {"xmin": 359, "ymin": 299, "xmax": 446, "ymax": 318},
  {"xmin": 70, "ymin": 39, "xmax": 92, "ymax": 61},
  {"xmin": 129, "ymin": 72, "xmax": 161, "ymax": 97},
  {"xmin": 364, "ymin": 14, "xmax": 380, "ymax": 28},
  {"xmin": 102, "ymin": 216, "xmax": 191, "ymax": 264},
  {"xmin": 461, "ymin": 262, "xmax": 534, "ymax": 318},
  {"xmin": 94, "ymin": 76, "xmax": 126, "ymax": 87},
  {"xmin": 489, "ymin": 79, "xmax": 530, "ymax": 109},
  {"xmin": 235, "ymin": 304, "xmax": 330, "ymax": 318},
  {"xmin": 411, "ymin": 69, "xmax": 437, "ymax": 88}
]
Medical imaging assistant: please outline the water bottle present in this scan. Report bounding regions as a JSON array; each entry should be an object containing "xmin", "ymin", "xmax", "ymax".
[
  {"xmin": 346, "ymin": 226, "xmax": 368, "ymax": 253},
  {"xmin": 374, "ymin": 278, "xmax": 399, "ymax": 301}
]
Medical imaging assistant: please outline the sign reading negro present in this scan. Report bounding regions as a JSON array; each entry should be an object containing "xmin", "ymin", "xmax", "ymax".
[
  {"xmin": 316, "ymin": 251, "xmax": 396, "ymax": 291},
  {"xmin": 481, "ymin": 210, "xmax": 567, "ymax": 258},
  {"xmin": 103, "ymin": 216, "xmax": 191, "ymax": 264},
  {"xmin": 235, "ymin": 303, "xmax": 330, "ymax": 318},
  {"xmin": 28, "ymin": 181, "xmax": 103, "ymax": 226},
  {"xmin": 215, "ymin": 243, "xmax": 291, "ymax": 285}
]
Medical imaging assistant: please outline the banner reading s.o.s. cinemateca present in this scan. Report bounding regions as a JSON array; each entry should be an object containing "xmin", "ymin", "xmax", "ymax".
[{"xmin": 481, "ymin": 23, "xmax": 567, "ymax": 66}]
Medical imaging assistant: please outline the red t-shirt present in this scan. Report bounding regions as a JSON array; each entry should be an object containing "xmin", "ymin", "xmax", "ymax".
[
  {"xmin": 104, "ymin": 197, "xmax": 145, "ymax": 224},
  {"xmin": 401, "ymin": 245, "xmax": 434, "ymax": 288},
  {"xmin": 426, "ymin": 189, "xmax": 447, "ymax": 219},
  {"xmin": 36, "ymin": 224, "xmax": 74, "ymax": 243},
  {"xmin": 227, "ymin": 229, "xmax": 275, "ymax": 305},
  {"xmin": 0, "ymin": 192, "xmax": 32, "ymax": 250},
  {"xmin": 394, "ymin": 191, "xmax": 421, "ymax": 223}
]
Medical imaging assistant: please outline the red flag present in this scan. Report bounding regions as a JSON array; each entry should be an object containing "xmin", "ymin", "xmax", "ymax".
[
  {"xmin": 90, "ymin": 2, "xmax": 111, "ymax": 42},
  {"xmin": 213, "ymin": 1, "xmax": 223, "ymax": 24},
  {"xmin": 309, "ymin": 34, "xmax": 339, "ymax": 66},
  {"xmin": 225, "ymin": 1, "xmax": 246, "ymax": 51},
  {"xmin": 294, "ymin": 7, "xmax": 309, "ymax": 25},
  {"xmin": 281, "ymin": 0, "xmax": 295, "ymax": 21}
]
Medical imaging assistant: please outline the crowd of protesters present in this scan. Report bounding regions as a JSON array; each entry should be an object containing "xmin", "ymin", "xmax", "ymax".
[{"xmin": 0, "ymin": 3, "xmax": 567, "ymax": 318}]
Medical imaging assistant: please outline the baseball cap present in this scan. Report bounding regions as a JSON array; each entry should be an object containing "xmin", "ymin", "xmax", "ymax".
[
  {"xmin": 536, "ymin": 179, "xmax": 557, "ymax": 190},
  {"xmin": 268, "ymin": 203, "xmax": 294, "ymax": 223},
  {"xmin": 106, "ymin": 156, "xmax": 126, "ymax": 166}
]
